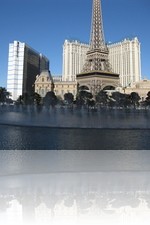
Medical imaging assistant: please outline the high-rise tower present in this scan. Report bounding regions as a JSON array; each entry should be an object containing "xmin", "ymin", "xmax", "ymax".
[
  {"xmin": 7, "ymin": 40, "xmax": 49, "ymax": 100},
  {"xmin": 76, "ymin": 0, "xmax": 120, "ymax": 95},
  {"xmin": 108, "ymin": 37, "xmax": 141, "ymax": 87},
  {"xmin": 62, "ymin": 40, "xmax": 89, "ymax": 81}
]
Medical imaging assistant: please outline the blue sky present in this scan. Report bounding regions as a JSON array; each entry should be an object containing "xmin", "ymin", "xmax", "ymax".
[{"xmin": 0, "ymin": 0, "xmax": 150, "ymax": 88}]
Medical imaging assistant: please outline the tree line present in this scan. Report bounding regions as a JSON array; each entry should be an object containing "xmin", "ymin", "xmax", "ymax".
[{"xmin": 1, "ymin": 86, "xmax": 150, "ymax": 109}]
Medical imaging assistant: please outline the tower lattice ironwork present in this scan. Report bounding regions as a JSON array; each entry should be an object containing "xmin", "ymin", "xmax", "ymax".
[{"xmin": 82, "ymin": 0, "xmax": 112, "ymax": 73}]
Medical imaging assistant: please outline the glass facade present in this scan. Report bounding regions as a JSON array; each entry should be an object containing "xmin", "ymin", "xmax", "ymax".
[{"xmin": 7, "ymin": 41, "xmax": 49, "ymax": 100}]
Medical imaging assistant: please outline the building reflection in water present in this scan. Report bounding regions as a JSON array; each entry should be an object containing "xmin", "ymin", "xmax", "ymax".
[{"xmin": 0, "ymin": 170, "xmax": 150, "ymax": 225}]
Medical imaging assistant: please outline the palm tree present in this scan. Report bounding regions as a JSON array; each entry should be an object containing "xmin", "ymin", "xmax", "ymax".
[
  {"xmin": 77, "ymin": 90, "xmax": 93, "ymax": 106},
  {"xmin": 43, "ymin": 91, "xmax": 58, "ymax": 108},
  {"xmin": 32, "ymin": 92, "xmax": 42, "ymax": 105},
  {"xmin": 16, "ymin": 95, "xmax": 23, "ymax": 105},
  {"xmin": 0, "ymin": 87, "xmax": 11, "ymax": 104},
  {"xmin": 95, "ymin": 90, "xmax": 109, "ymax": 107},
  {"xmin": 130, "ymin": 92, "xmax": 141, "ymax": 108},
  {"xmin": 144, "ymin": 91, "xmax": 150, "ymax": 108},
  {"xmin": 64, "ymin": 92, "xmax": 74, "ymax": 105}
]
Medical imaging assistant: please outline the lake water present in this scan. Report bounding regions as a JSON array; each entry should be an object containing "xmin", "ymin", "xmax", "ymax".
[
  {"xmin": 0, "ymin": 107, "xmax": 150, "ymax": 224},
  {"xmin": 0, "ymin": 106, "xmax": 150, "ymax": 150},
  {"xmin": 0, "ymin": 124, "xmax": 150, "ymax": 150}
]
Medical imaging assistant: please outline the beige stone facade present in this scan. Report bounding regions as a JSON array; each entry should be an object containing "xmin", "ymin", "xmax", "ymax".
[
  {"xmin": 34, "ymin": 70, "xmax": 54, "ymax": 97},
  {"xmin": 77, "ymin": 71, "xmax": 120, "ymax": 96},
  {"xmin": 122, "ymin": 79, "xmax": 150, "ymax": 101},
  {"xmin": 54, "ymin": 81, "xmax": 77, "ymax": 99},
  {"xmin": 35, "ymin": 70, "xmax": 77, "ymax": 99}
]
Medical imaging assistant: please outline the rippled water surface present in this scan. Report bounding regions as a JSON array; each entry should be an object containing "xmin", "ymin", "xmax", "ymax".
[{"xmin": 0, "ymin": 124, "xmax": 150, "ymax": 150}]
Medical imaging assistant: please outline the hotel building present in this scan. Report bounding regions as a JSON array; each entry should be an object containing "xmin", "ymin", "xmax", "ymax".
[
  {"xmin": 108, "ymin": 37, "xmax": 141, "ymax": 87},
  {"xmin": 62, "ymin": 38, "xmax": 141, "ymax": 88},
  {"xmin": 7, "ymin": 40, "xmax": 49, "ymax": 100},
  {"xmin": 62, "ymin": 40, "xmax": 89, "ymax": 82}
]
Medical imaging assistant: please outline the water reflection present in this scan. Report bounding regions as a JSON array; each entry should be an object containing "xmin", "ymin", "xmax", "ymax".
[
  {"xmin": 0, "ymin": 150, "xmax": 150, "ymax": 225},
  {"xmin": 1, "ymin": 172, "xmax": 150, "ymax": 225},
  {"xmin": 1, "ymin": 150, "xmax": 150, "ymax": 175}
]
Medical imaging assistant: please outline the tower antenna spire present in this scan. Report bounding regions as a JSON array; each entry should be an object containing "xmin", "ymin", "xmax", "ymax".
[{"xmin": 90, "ymin": 0, "xmax": 105, "ymax": 50}]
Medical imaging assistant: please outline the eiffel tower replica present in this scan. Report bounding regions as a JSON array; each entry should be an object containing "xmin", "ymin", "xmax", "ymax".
[{"xmin": 76, "ymin": 0, "xmax": 119, "ymax": 96}]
